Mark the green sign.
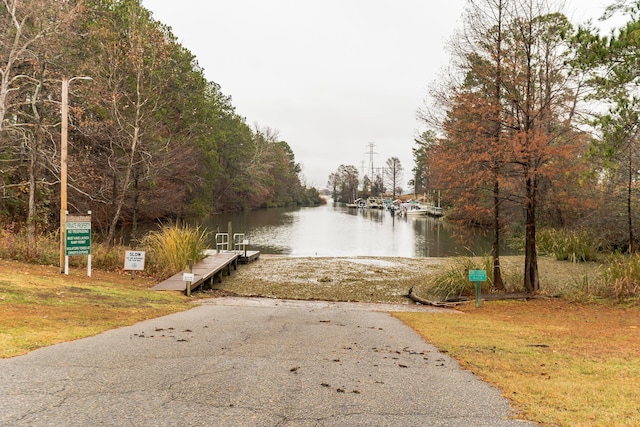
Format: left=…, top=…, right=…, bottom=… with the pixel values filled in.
left=66, top=221, right=91, bottom=256
left=468, top=269, right=487, bottom=282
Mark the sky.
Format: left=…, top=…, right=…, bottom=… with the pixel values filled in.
left=142, top=0, right=620, bottom=190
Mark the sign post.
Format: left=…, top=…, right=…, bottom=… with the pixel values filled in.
left=65, top=213, right=92, bottom=276
left=468, top=269, right=487, bottom=308
left=184, top=259, right=194, bottom=297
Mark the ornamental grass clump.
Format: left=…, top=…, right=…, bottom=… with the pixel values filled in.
left=597, top=253, right=640, bottom=301
left=142, top=222, right=210, bottom=279
left=536, top=228, right=601, bottom=262
left=426, top=256, right=493, bottom=300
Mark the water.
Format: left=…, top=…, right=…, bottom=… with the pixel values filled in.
left=189, top=202, right=501, bottom=258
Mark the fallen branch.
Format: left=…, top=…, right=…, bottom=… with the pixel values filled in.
left=406, top=287, right=468, bottom=308
left=407, top=287, right=553, bottom=307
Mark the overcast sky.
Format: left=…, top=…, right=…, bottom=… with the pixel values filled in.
left=143, top=0, right=619, bottom=190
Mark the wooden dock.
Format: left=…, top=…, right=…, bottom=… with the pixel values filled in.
left=152, top=252, right=241, bottom=293
left=238, top=250, right=260, bottom=264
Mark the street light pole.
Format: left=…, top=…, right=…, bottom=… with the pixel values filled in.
left=60, top=76, right=92, bottom=274
left=60, top=78, right=68, bottom=273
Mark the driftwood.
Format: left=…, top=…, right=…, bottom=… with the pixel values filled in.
left=407, top=287, right=551, bottom=307
left=406, top=287, right=467, bottom=307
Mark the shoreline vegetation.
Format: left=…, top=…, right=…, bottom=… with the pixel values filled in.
left=1, top=248, right=639, bottom=426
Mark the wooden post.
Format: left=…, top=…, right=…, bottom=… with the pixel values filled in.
left=186, top=258, right=193, bottom=297
left=227, top=221, right=232, bottom=252
left=60, top=78, right=68, bottom=273
left=87, top=210, right=92, bottom=277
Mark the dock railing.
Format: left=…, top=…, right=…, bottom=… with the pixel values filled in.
left=215, top=233, right=228, bottom=253
left=233, top=233, right=248, bottom=256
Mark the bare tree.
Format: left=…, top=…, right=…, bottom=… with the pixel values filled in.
left=0, top=0, right=76, bottom=130
left=84, top=0, right=175, bottom=246
left=384, top=157, right=403, bottom=200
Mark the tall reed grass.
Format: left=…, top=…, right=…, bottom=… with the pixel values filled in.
left=536, top=228, right=601, bottom=262
left=141, top=222, right=211, bottom=279
left=597, top=253, right=640, bottom=301
left=425, top=255, right=526, bottom=301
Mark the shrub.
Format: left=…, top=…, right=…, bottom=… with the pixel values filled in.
left=0, top=229, right=59, bottom=265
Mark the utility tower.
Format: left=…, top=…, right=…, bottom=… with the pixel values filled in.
left=365, top=142, right=377, bottom=180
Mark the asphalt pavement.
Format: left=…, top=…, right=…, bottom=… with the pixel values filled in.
left=0, top=297, right=535, bottom=426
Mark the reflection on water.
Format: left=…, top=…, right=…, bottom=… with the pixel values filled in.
left=189, top=202, right=504, bottom=258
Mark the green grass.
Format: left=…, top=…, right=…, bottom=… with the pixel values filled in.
left=0, top=259, right=191, bottom=358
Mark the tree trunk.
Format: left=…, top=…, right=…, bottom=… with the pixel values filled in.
left=490, top=0, right=505, bottom=291
left=106, top=132, right=137, bottom=247
left=27, top=134, right=38, bottom=251
left=27, top=74, right=46, bottom=252
left=492, top=176, right=505, bottom=290
left=628, top=148, right=634, bottom=253
left=524, top=175, right=539, bottom=293
left=131, top=171, right=140, bottom=246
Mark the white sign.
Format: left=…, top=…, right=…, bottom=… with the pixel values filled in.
left=183, top=272, right=195, bottom=282
left=124, top=250, right=146, bottom=271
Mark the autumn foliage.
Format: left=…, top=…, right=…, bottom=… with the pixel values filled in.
left=0, top=0, right=321, bottom=246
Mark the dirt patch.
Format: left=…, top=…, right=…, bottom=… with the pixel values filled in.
left=212, top=255, right=449, bottom=304
left=207, top=254, right=602, bottom=304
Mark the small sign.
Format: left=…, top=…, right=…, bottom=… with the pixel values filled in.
left=183, top=272, right=195, bottom=282
left=469, top=269, right=487, bottom=282
left=124, top=250, right=146, bottom=271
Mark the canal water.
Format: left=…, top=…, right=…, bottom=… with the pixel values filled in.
left=189, top=202, right=500, bottom=258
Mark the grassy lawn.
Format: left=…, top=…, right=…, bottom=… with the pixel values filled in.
left=0, top=259, right=191, bottom=358
left=393, top=300, right=640, bottom=426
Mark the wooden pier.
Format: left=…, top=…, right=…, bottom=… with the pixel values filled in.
left=152, top=251, right=253, bottom=293
left=238, top=250, right=260, bottom=264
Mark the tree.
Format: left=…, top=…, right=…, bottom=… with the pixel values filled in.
left=0, top=0, right=80, bottom=248
left=0, top=0, right=76, bottom=130
left=371, top=174, right=385, bottom=197
left=0, top=0, right=323, bottom=240
left=359, top=175, right=371, bottom=199
left=420, top=0, right=511, bottom=289
left=328, top=165, right=359, bottom=203
left=410, top=130, right=437, bottom=196
left=80, top=0, right=181, bottom=245
left=422, top=0, right=588, bottom=293
left=574, top=1, right=640, bottom=252
left=384, top=157, right=403, bottom=200
left=327, top=172, right=339, bottom=201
